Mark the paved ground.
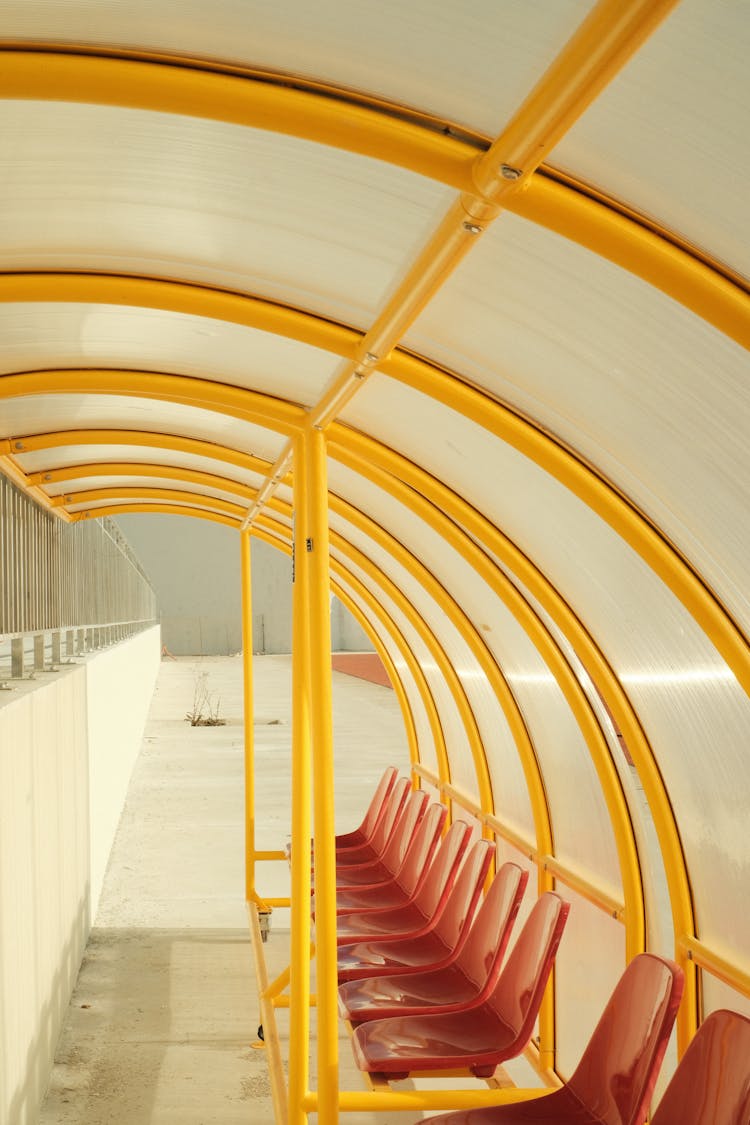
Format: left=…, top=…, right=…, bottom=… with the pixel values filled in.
left=39, top=654, right=411, bottom=1124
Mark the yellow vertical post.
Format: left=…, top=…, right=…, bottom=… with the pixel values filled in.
left=288, top=434, right=313, bottom=1125
left=241, top=529, right=255, bottom=902
left=304, top=424, right=339, bottom=1124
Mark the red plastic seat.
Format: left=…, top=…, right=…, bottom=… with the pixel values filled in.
left=651, top=1008, right=750, bottom=1125
left=331, top=801, right=447, bottom=914
left=330, top=787, right=429, bottom=889
left=322, top=775, right=409, bottom=870
left=331, top=766, right=398, bottom=851
left=419, top=951, right=684, bottom=1125
left=334, top=819, right=472, bottom=946
left=351, top=890, right=569, bottom=1078
left=338, top=859, right=527, bottom=1022
left=337, top=838, right=498, bottom=984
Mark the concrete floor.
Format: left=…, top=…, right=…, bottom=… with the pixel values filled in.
left=38, top=654, right=412, bottom=1124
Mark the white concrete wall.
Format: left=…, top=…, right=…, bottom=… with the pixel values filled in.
left=0, top=626, right=160, bottom=1125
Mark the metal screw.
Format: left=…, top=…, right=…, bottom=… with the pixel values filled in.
left=14, top=441, right=25, bottom=451
left=44, top=473, right=52, bottom=482
left=500, top=164, right=522, bottom=181
left=462, top=222, right=483, bottom=235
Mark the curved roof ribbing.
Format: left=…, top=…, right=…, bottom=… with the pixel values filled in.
left=0, top=0, right=748, bottom=1091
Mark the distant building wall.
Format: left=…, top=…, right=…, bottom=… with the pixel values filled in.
left=115, top=515, right=374, bottom=656
left=115, top=515, right=293, bottom=655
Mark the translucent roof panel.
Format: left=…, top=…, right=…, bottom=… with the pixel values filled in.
left=404, top=214, right=750, bottom=630
left=0, top=102, right=454, bottom=330
left=0, top=0, right=594, bottom=137
left=0, top=394, right=288, bottom=462
left=0, top=303, right=341, bottom=407
left=549, top=0, right=750, bottom=279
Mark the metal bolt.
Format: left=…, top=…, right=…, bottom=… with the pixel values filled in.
left=44, top=473, right=52, bottom=481
left=462, top=222, right=483, bottom=235
left=500, top=164, right=523, bottom=181
left=14, top=441, right=25, bottom=451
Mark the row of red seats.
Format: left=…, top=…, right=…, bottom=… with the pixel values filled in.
left=319, top=768, right=750, bottom=1124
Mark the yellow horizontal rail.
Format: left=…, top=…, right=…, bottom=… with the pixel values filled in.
left=680, top=935, right=750, bottom=999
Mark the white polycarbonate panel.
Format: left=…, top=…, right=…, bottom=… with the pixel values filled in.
left=702, top=974, right=750, bottom=1022
left=509, top=576, right=676, bottom=957
left=329, top=503, right=534, bottom=838
left=341, top=377, right=750, bottom=966
left=1, top=0, right=593, bottom=138
left=332, top=575, right=440, bottom=780
left=0, top=395, right=287, bottom=462
left=405, top=214, right=750, bottom=631
left=45, top=474, right=248, bottom=509
left=14, top=445, right=268, bottom=492
left=328, top=459, right=619, bottom=875
left=550, top=0, right=750, bottom=277
left=332, top=545, right=480, bottom=804
left=0, top=304, right=340, bottom=407
left=0, top=102, right=453, bottom=331
left=554, top=887, right=625, bottom=1081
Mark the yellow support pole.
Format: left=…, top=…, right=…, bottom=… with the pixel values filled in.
left=288, top=432, right=313, bottom=1125
left=240, top=530, right=256, bottom=903
left=301, top=424, right=339, bottom=1124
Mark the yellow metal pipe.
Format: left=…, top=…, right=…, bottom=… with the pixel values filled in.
left=301, top=425, right=339, bottom=1125
left=56, top=486, right=245, bottom=517
left=11, top=428, right=275, bottom=476
left=329, top=495, right=548, bottom=855
left=377, top=355, right=750, bottom=703
left=303, top=1088, right=553, bottom=1112
left=331, top=585, right=421, bottom=770
left=331, top=430, right=697, bottom=1047
left=241, top=531, right=255, bottom=903
left=70, top=503, right=240, bottom=528
left=252, top=517, right=448, bottom=787
left=329, top=440, right=644, bottom=957
left=288, top=431, right=313, bottom=1125
left=0, top=368, right=304, bottom=433
left=679, top=936, right=750, bottom=1000
left=328, top=526, right=494, bottom=826
left=468, top=0, right=679, bottom=205
left=0, top=49, right=477, bottom=193
left=248, top=903, right=288, bottom=1123
left=30, top=461, right=265, bottom=496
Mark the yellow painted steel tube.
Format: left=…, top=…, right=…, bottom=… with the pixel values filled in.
left=329, top=530, right=493, bottom=826
left=241, top=531, right=255, bottom=903
left=331, top=430, right=696, bottom=1047
left=288, top=432, right=313, bottom=1125
left=57, top=486, right=245, bottom=519
left=301, top=425, right=339, bottom=1125
left=331, top=585, right=420, bottom=769
left=679, top=936, right=750, bottom=1000
left=252, top=514, right=449, bottom=788
left=329, top=440, right=644, bottom=958
left=0, top=368, right=304, bottom=433
left=303, top=1088, right=553, bottom=1112
left=70, top=503, right=240, bottom=528
left=34, top=461, right=261, bottom=499
left=12, top=428, right=274, bottom=477
left=248, top=903, right=288, bottom=1123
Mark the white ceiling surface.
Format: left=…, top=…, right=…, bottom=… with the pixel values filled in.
left=0, top=304, right=341, bottom=406
left=404, top=213, right=750, bottom=629
left=0, top=101, right=454, bottom=332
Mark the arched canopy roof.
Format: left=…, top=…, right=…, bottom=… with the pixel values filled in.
left=1, top=0, right=749, bottom=1072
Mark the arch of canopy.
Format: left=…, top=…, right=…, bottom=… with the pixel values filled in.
left=0, top=355, right=701, bottom=1033
left=0, top=52, right=746, bottom=348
